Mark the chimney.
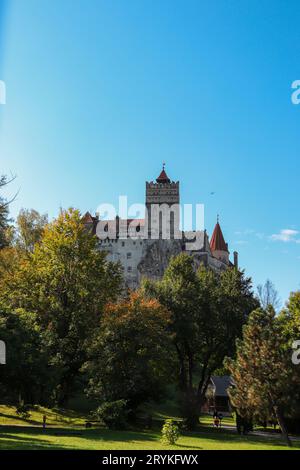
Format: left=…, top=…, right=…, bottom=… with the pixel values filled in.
left=234, top=251, right=238, bottom=268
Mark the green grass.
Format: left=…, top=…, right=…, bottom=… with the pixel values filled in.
left=0, top=404, right=87, bottom=427
left=199, top=414, right=235, bottom=427
left=0, top=405, right=299, bottom=450
left=0, top=425, right=299, bottom=450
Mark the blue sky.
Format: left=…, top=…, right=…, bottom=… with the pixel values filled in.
left=0, top=0, right=300, bottom=303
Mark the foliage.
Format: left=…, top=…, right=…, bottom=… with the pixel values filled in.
left=1, top=208, right=123, bottom=404
left=16, top=404, right=31, bottom=419
left=161, top=419, right=180, bottom=445
left=0, top=308, right=49, bottom=404
left=0, top=175, right=14, bottom=249
left=0, top=246, right=21, bottom=280
left=86, top=291, right=173, bottom=413
left=142, top=253, right=258, bottom=429
left=279, top=291, right=300, bottom=339
left=225, top=307, right=295, bottom=446
left=278, top=291, right=300, bottom=427
left=14, top=208, right=48, bottom=253
left=94, top=400, right=129, bottom=430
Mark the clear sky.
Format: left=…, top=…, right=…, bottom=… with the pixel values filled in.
left=0, top=0, right=300, bottom=304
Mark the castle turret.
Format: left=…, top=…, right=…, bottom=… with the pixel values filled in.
left=146, top=164, right=180, bottom=239
left=210, top=218, right=229, bottom=264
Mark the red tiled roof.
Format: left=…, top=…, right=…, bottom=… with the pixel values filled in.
left=210, top=222, right=228, bottom=252
left=82, top=211, right=94, bottom=224
left=156, top=168, right=170, bottom=183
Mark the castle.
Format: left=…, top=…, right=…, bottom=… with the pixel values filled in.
left=83, top=166, right=238, bottom=289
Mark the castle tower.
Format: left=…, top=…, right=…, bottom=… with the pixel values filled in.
left=145, top=165, right=180, bottom=239
left=210, top=218, right=229, bottom=264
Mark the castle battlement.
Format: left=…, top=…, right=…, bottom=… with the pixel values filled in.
left=84, top=165, right=237, bottom=290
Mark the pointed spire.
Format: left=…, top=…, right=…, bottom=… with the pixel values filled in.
left=210, top=217, right=228, bottom=252
left=156, top=163, right=170, bottom=183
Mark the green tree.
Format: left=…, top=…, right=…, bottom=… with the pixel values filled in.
left=86, top=291, right=173, bottom=415
left=15, top=208, right=48, bottom=253
left=0, top=175, right=14, bottom=249
left=0, top=308, right=49, bottom=404
left=143, top=253, right=257, bottom=428
left=280, top=291, right=300, bottom=339
left=2, top=208, right=123, bottom=404
left=225, top=308, right=294, bottom=446
left=278, top=291, right=300, bottom=427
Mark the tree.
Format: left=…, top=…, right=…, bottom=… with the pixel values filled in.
left=0, top=208, right=47, bottom=282
left=86, top=291, right=173, bottom=415
left=0, top=246, right=20, bottom=280
left=0, top=307, right=49, bottom=404
left=225, top=308, right=294, bottom=447
left=280, top=291, right=300, bottom=337
left=15, top=208, right=48, bottom=253
left=278, top=291, right=300, bottom=428
left=257, top=279, right=281, bottom=312
left=2, top=208, right=123, bottom=404
left=142, top=253, right=257, bottom=428
left=0, top=175, right=15, bottom=249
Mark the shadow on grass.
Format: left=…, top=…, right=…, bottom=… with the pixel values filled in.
left=0, top=425, right=203, bottom=450
left=0, top=432, right=61, bottom=450
left=195, top=426, right=293, bottom=449
left=0, top=424, right=296, bottom=450
left=0, top=407, right=86, bottom=427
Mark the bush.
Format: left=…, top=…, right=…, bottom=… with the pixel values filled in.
left=94, top=400, right=128, bottom=429
left=161, top=419, right=180, bottom=445
left=16, top=404, right=31, bottom=419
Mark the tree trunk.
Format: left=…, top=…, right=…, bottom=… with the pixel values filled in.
left=274, top=406, right=292, bottom=447
left=183, top=390, right=200, bottom=430
left=175, top=343, right=187, bottom=391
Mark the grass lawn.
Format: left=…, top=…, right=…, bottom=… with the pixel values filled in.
left=0, top=405, right=299, bottom=450
left=0, top=404, right=86, bottom=427
left=0, top=425, right=299, bottom=450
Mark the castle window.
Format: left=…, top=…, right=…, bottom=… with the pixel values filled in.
left=127, top=266, right=132, bottom=272
left=127, top=252, right=132, bottom=259
left=122, top=241, right=125, bottom=247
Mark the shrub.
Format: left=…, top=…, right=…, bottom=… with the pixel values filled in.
left=161, top=419, right=180, bottom=445
left=94, top=400, right=128, bottom=429
left=16, top=404, right=31, bottom=419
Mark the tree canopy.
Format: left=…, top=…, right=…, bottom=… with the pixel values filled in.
left=142, top=253, right=258, bottom=428
left=1, top=208, right=123, bottom=404
left=225, top=307, right=298, bottom=446
left=86, top=291, right=173, bottom=414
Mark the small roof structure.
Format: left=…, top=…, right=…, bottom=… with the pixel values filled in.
left=210, top=376, right=233, bottom=397
left=156, top=164, right=171, bottom=183
left=210, top=221, right=228, bottom=252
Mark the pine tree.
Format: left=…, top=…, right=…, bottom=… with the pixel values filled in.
left=225, top=307, right=293, bottom=446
